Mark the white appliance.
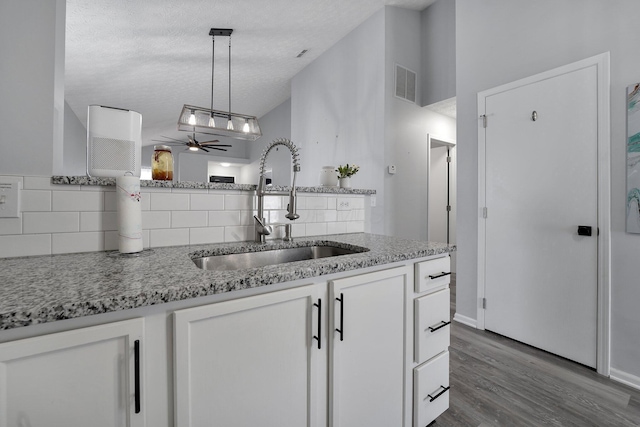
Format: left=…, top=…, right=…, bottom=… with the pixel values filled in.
left=87, top=105, right=142, bottom=177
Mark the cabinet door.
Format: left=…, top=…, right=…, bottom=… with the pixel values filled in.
left=0, top=318, right=145, bottom=427
left=329, top=266, right=409, bottom=427
left=174, top=285, right=324, bottom=427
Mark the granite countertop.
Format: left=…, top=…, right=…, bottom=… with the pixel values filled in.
left=51, top=176, right=377, bottom=195
left=0, top=233, right=454, bottom=331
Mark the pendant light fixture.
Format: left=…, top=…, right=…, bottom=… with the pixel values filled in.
left=177, top=28, right=262, bottom=141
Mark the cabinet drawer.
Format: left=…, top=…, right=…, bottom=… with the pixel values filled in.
left=415, top=288, right=450, bottom=363
left=415, top=256, right=451, bottom=294
left=414, top=351, right=449, bottom=427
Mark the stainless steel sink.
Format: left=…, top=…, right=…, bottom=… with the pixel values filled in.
left=192, top=244, right=367, bottom=271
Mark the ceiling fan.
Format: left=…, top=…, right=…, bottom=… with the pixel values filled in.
left=152, top=133, right=232, bottom=153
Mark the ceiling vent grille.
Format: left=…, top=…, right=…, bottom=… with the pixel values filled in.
left=395, top=64, right=416, bottom=103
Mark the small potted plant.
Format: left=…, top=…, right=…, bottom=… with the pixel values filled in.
left=336, top=164, right=359, bottom=189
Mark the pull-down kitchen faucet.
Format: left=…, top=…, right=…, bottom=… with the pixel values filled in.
left=254, top=138, right=301, bottom=243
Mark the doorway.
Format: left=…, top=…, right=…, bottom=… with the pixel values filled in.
left=428, top=134, right=456, bottom=271
left=476, top=54, right=611, bottom=374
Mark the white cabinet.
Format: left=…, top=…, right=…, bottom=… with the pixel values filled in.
left=174, top=285, right=324, bottom=427
left=0, top=318, right=145, bottom=427
left=174, top=265, right=411, bottom=427
left=329, top=266, right=410, bottom=427
left=411, top=255, right=451, bottom=427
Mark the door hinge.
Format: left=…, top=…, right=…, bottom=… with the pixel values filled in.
left=482, top=207, right=488, bottom=218
left=482, top=298, right=487, bottom=309
left=446, top=156, right=452, bottom=163
left=446, top=205, right=452, bottom=212
left=480, top=114, right=487, bottom=128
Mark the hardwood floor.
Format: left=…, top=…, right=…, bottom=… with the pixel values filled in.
left=431, top=276, right=640, bottom=426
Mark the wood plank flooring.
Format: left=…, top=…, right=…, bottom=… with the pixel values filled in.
left=431, top=276, right=640, bottom=427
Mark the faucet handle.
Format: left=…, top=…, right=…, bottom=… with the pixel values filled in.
left=254, top=215, right=273, bottom=235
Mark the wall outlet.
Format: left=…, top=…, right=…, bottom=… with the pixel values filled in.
left=370, top=196, right=377, bottom=207
left=388, top=165, right=396, bottom=174
left=0, top=180, right=21, bottom=218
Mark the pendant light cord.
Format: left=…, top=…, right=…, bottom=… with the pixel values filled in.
left=211, top=36, right=216, bottom=113
left=228, top=34, right=232, bottom=119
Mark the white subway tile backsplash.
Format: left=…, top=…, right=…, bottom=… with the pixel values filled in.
left=190, top=194, right=224, bottom=211
left=104, top=192, right=117, bottom=211
left=24, top=176, right=78, bottom=191
left=225, top=194, right=254, bottom=210
left=0, top=176, right=371, bottom=257
left=189, top=227, right=224, bottom=245
left=53, top=191, right=104, bottom=212
left=347, top=222, right=365, bottom=233
left=327, top=221, right=348, bottom=235
left=0, top=234, right=51, bottom=257
left=23, top=212, right=79, bottom=234
left=327, top=197, right=337, bottom=210
left=305, top=222, right=327, bottom=236
left=150, top=193, right=189, bottom=211
left=208, top=210, right=241, bottom=226
left=224, top=226, right=253, bottom=242
left=149, top=228, right=189, bottom=248
left=104, top=231, right=119, bottom=251
left=172, top=211, right=207, bottom=228
left=142, top=211, right=171, bottom=229
left=0, top=217, right=22, bottom=235
left=306, top=196, right=327, bottom=210
left=80, top=211, right=118, bottom=232
left=52, top=232, right=104, bottom=254
left=21, top=190, right=51, bottom=212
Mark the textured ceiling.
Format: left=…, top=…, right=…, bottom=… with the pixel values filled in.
left=66, top=0, right=437, bottom=146
left=425, top=96, right=457, bottom=119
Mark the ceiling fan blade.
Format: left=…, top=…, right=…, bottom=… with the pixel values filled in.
left=199, top=140, right=220, bottom=144
left=209, top=147, right=228, bottom=152
left=159, top=135, right=187, bottom=143
left=200, top=147, right=210, bottom=153
left=201, top=143, right=233, bottom=147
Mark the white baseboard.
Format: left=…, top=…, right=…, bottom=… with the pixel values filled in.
left=453, top=313, right=477, bottom=328
left=610, top=368, right=640, bottom=391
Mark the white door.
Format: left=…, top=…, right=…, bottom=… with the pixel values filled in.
left=329, top=267, right=408, bottom=427
left=0, top=318, right=145, bottom=427
left=174, top=285, right=324, bottom=427
left=482, top=64, right=599, bottom=367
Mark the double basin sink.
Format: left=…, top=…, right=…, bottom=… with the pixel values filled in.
left=192, top=242, right=369, bottom=271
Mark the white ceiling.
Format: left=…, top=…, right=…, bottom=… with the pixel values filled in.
left=65, top=0, right=437, bottom=146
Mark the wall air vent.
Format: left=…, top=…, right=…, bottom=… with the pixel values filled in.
left=395, top=64, right=417, bottom=103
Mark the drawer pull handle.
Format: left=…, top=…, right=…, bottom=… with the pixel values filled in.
left=335, top=293, right=344, bottom=341
left=426, top=385, right=450, bottom=402
left=428, top=320, right=451, bottom=333
left=134, top=339, right=141, bottom=414
left=428, top=271, right=451, bottom=280
left=313, top=299, right=322, bottom=350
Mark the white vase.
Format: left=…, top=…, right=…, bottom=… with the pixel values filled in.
left=339, top=177, right=351, bottom=189
left=319, top=166, right=338, bottom=187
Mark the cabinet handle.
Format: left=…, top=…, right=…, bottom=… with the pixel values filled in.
left=426, top=385, right=450, bottom=402
left=428, top=271, right=451, bottom=280
left=134, top=339, right=141, bottom=414
left=428, top=320, right=451, bottom=333
left=313, top=299, right=322, bottom=350
left=335, top=293, right=344, bottom=341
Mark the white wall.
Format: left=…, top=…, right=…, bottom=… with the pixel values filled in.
left=240, top=98, right=292, bottom=186
left=63, top=101, right=87, bottom=175
left=420, top=0, right=456, bottom=106
left=456, top=0, right=640, bottom=381
left=291, top=8, right=386, bottom=232
left=385, top=7, right=457, bottom=241
left=0, top=0, right=65, bottom=176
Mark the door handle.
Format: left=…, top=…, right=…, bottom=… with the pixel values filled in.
left=577, top=225, right=592, bottom=236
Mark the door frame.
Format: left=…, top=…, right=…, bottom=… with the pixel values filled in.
left=476, top=53, right=611, bottom=375
left=426, top=134, right=456, bottom=243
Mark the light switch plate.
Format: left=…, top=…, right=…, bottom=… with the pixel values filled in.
left=0, top=180, right=21, bottom=218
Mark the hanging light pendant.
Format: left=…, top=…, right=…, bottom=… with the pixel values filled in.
left=177, top=28, right=261, bottom=141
